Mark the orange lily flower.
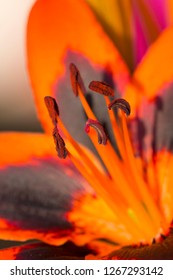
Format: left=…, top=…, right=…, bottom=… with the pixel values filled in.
left=1, top=0, right=173, bottom=259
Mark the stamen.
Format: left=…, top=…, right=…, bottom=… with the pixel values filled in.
left=69, top=63, right=95, bottom=119
left=85, top=119, right=107, bottom=145
left=44, top=96, right=68, bottom=159
left=89, top=82, right=127, bottom=161
left=44, top=64, right=172, bottom=244
left=58, top=119, right=142, bottom=239
left=69, top=68, right=156, bottom=236
left=119, top=110, right=163, bottom=229
left=108, top=98, right=131, bottom=116
left=48, top=103, right=145, bottom=239
left=89, top=81, right=114, bottom=96
left=52, top=126, right=68, bottom=159
left=44, top=96, right=59, bottom=125
left=69, top=63, right=85, bottom=96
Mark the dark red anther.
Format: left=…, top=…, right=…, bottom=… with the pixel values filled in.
left=44, top=96, right=67, bottom=159
left=85, top=119, right=107, bottom=145
left=69, top=63, right=85, bottom=96
left=44, top=96, right=59, bottom=125
left=108, top=98, right=131, bottom=116
left=89, top=81, right=114, bottom=96
left=53, top=127, right=68, bottom=159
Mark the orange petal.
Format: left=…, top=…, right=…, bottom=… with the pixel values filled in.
left=27, top=0, right=129, bottom=134
left=0, top=132, right=124, bottom=247
left=168, top=0, right=173, bottom=23
left=155, top=150, right=173, bottom=223
left=124, top=25, right=173, bottom=115
left=0, top=132, right=57, bottom=166
left=0, top=133, right=89, bottom=245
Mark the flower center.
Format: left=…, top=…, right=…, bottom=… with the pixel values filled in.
left=44, top=63, right=170, bottom=244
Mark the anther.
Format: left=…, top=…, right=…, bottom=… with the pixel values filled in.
left=53, top=127, right=68, bottom=159
left=44, top=96, right=68, bottom=159
left=44, top=96, right=59, bottom=125
left=85, top=119, right=107, bottom=145
left=69, top=63, right=85, bottom=96
left=89, top=81, right=114, bottom=96
left=108, top=98, right=131, bottom=116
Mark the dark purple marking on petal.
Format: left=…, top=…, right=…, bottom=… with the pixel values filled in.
left=0, top=158, right=88, bottom=232
left=16, top=241, right=94, bottom=260
left=1, top=241, right=94, bottom=260
left=85, top=119, right=107, bottom=145
left=89, top=81, right=114, bottom=96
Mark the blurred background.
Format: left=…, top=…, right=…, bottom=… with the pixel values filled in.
left=0, top=0, right=41, bottom=132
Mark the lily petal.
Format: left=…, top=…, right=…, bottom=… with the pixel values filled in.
left=0, top=241, right=93, bottom=260
left=27, top=0, right=129, bottom=148
left=0, top=133, right=89, bottom=245
left=155, top=151, right=173, bottom=223
left=168, top=0, right=173, bottom=23
left=0, top=132, right=126, bottom=247
left=103, top=228, right=173, bottom=259
left=131, top=0, right=164, bottom=66
left=148, top=0, right=169, bottom=29
left=124, top=24, right=173, bottom=114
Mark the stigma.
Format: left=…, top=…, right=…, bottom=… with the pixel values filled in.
left=44, top=63, right=171, bottom=245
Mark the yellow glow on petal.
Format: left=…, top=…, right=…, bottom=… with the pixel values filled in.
left=86, top=0, right=134, bottom=70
